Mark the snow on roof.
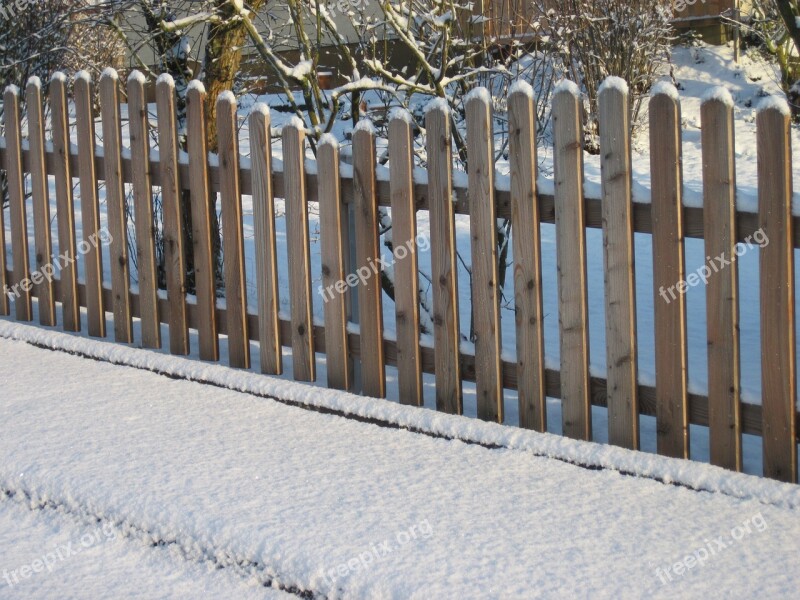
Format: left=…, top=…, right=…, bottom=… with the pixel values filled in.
left=318, top=133, right=339, bottom=149
left=354, top=118, right=375, bottom=135
left=465, top=86, right=492, bottom=106
left=424, top=96, right=450, bottom=115
left=217, top=90, right=236, bottom=106
left=554, top=79, right=580, bottom=98
left=598, top=76, right=629, bottom=96
left=100, top=67, right=119, bottom=81
left=650, top=80, right=679, bottom=102
left=757, top=94, right=791, bottom=117
left=187, top=79, right=206, bottom=95
left=509, top=80, right=534, bottom=99
left=127, top=70, right=147, bottom=86
left=702, top=86, right=734, bottom=108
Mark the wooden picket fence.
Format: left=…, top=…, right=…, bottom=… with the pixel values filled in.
left=0, top=70, right=797, bottom=483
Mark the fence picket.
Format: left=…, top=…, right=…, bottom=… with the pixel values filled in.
left=426, top=102, right=462, bottom=415
left=50, top=73, right=80, bottom=331
left=283, top=119, right=315, bottom=381
left=217, top=92, right=250, bottom=369
left=701, top=91, right=741, bottom=472
left=552, top=82, right=591, bottom=440
left=757, top=100, right=797, bottom=483
left=74, top=72, right=105, bottom=337
left=249, top=105, right=282, bottom=375
left=127, top=71, right=161, bottom=348
left=649, top=84, right=689, bottom=459
left=155, top=75, right=189, bottom=355
left=466, top=89, right=503, bottom=423
left=599, top=78, right=639, bottom=449
left=353, top=122, right=386, bottom=398
left=26, top=78, right=56, bottom=326
left=187, top=81, right=219, bottom=361
left=318, top=136, right=352, bottom=390
left=508, top=83, right=546, bottom=431
left=388, top=113, right=423, bottom=406
left=99, top=69, right=133, bottom=343
left=4, top=85, right=32, bottom=322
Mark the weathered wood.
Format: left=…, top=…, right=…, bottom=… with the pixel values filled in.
left=353, top=122, right=386, bottom=398
left=599, top=79, right=639, bottom=449
left=26, top=77, right=55, bottom=326
left=552, top=83, right=591, bottom=440
left=155, top=75, right=189, bottom=355
left=186, top=81, right=219, bottom=361
left=3, top=85, right=32, bottom=321
left=701, top=93, right=741, bottom=471
left=425, top=103, right=462, bottom=415
left=216, top=91, right=250, bottom=369
left=99, top=69, right=133, bottom=343
left=249, top=105, right=282, bottom=375
left=74, top=73, right=105, bottom=337
left=127, top=71, right=161, bottom=348
left=283, top=119, right=315, bottom=381
left=318, top=136, right=351, bottom=391
left=649, top=86, right=690, bottom=459
left=388, top=113, right=423, bottom=406
left=757, top=102, right=797, bottom=483
left=466, top=90, right=503, bottom=423
left=508, top=83, right=546, bottom=431
left=50, top=73, right=79, bottom=331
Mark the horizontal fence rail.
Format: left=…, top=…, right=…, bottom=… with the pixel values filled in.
left=0, top=70, right=798, bottom=483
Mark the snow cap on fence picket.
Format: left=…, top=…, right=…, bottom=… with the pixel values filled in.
left=388, top=106, right=413, bottom=125
left=74, top=70, right=92, bottom=86
left=128, top=70, right=147, bottom=86
left=465, top=86, right=492, bottom=106
left=508, top=80, right=534, bottom=99
left=318, top=133, right=339, bottom=149
left=187, top=79, right=206, bottom=95
left=425, top=96, right=450, bottom=115
left=4, top=84, right=20, bottom=97
left=100, top=67, right=119, bottom=81
left=217, top=90, right=236, bottom=106
left=156, top=73, right=174, bottom=88
left=51, top=72, right=68, bottom=85
left=251, top=102, right=270, bottom=118
left=26, top=76, right=42, bottom=91
left=598, top=76, right=628, bottom=96
left=355, top=118, right=375, bottom=135
left=757, top=94, right=791, bottom=117
left=554, top=79, right=580, bottom=98
left=286, top=115, right=306, bottom=131
left=650, top=80, right=679, bottom=102
left=701, top=86, right=734, bottom=108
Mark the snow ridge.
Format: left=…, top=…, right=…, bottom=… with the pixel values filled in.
left=509, top=80, right=534, bottom=99
left=702, top=86, right=734, bottom=108
left=598, top=76, right=629, bottom=96
left=650, top=80, right=679, bottom=101
left=465, top=86, right=492, bottom=106
left=127, top=70, right=147, bottom=85
left=757, top=94, right=791, bottom=117
left=554, top=79, right=580, bottom=98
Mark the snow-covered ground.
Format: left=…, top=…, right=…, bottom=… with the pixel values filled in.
left=0, top=320, right=799, bottom=599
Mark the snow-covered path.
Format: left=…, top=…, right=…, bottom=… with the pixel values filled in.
left=0, top=323, right=799, bottom=599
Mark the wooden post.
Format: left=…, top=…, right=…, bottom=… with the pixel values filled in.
left=318, top=135, right=352, bottom=391
left=649, top=83, right=689, bottom=459
left=74, top=72, right=105, bottom=337
left=353, top=121, right=386, bottom=398
left=249, top=104, right=282, bottom=375
left=217, top=91, right=250, bottom=369
left=283, top=118, right=315, bottom=381
left=50, top=73, right=80, bottom=332
left=757, top=98, right=797, bottom=483
left=425, top=101, right=462, bottom=415
left=466, top=89, right=503, bottom=423
left=127, top=71, right=161, bottom=348
left=388, top=111, right=423, bottom=406
left=99, top=69, right=133, bottom=343
left=552, top=81, right=591, bottom=440
left=701, top=89, right=741, bottom=471
left=3, top=85, right=32, bottom=321
left=599, top=77, right=639, bottom=449
left=186, top=81, right=219, bottom=361
left=508, top=82, right=546, bottom=431
left=155, top=74, right=189, bottom=355
left=26, top=77, right=56, bottom=326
